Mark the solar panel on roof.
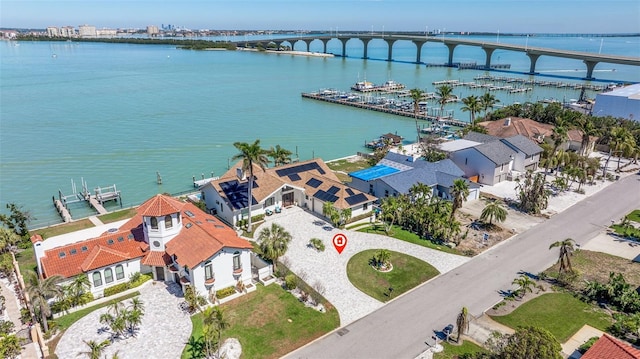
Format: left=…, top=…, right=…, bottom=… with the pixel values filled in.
left=313, top=190, right=338, bottom=203
left=345, top=193, right=368, bottom=205
left=288, top=174, right=301, bottom=181
left=327, top=186, right=340, bottom=195
left=276, top=162, right=323, bottom=177
left=346, top=188, right=355, bottom=196
left=306, top=178, right=323, bottom=188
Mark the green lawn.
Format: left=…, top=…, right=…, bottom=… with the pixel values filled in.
left=182, top=283, right=339, bottom=359
left=434, top=340, right=489, bottom=359
left=325, top=158, right=371, bottom=173
left=97, top=208, right=137, bottom=224
left=346, top=249, right=440, bottom=302
left=490, top=292, right=613, bottom=342
left=358, top=224, right=459, bottom=254
left=30, top=219, right=94, bottom=239
left=626, top=209, right=640, bottom=223
left=15, top=246, right=37, bottom=277
left=54, top=291, right=141, bottom=330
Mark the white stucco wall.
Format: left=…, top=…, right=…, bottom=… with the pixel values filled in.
left=450, top=149, right=500, bottom=185
left=189, top=248, right=252, bottom=298
left=87, top=258, right=142, bottom=297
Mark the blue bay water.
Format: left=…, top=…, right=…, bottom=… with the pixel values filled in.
left=1, top=35, right=639, bottom=227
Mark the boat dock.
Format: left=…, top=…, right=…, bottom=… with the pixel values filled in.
left=301, top=90, right=468, bottom=127
left=53, top=179, right=122, bottom=221
left=472, top=75, right=609, bottom=91
left=193, top=174, right=220, bottom=188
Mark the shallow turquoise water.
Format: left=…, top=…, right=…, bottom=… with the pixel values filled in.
left=1, top=35, right=638, bottom=227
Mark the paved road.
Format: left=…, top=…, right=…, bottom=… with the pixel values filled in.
left=285, top=174, right=640, bottom=359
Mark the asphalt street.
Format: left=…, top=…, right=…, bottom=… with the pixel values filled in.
left=285, top=174, right=640, bottom=359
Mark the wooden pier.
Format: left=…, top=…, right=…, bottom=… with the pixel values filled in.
left=53, top=179, right=121, bottom=221
left=301, top=91, right=469, bottom=128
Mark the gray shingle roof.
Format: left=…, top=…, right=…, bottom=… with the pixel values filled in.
left=474, top=141, right=517, bottom=165
left=501, top=135, right=543, bottom=156
left=435, top=172, right=481, bottom=189
left=377, top=158, right=466, bottom=194
left=463, top=132, right=500, bottom=144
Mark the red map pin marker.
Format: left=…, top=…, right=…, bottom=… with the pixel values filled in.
left=332, top=233, right=348, bottom=254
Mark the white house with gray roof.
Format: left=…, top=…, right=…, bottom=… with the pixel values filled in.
left=348, top=152, right=479, bottom=202
left=439, top=132, right=542, bottom=185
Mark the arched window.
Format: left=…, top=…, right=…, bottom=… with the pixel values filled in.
left=115, top=265, right=124, bottom=280
left=104, top=268, right=114, bottom=284
left=165, top=215, right=173, bottom=229
left=92, top=272, right=102, bottom=287
left=150, top=217, right=158, bottom=230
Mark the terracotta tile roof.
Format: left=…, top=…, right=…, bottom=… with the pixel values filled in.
left=582, top=334, right=640, bottom=359
left=210, top=158, right=374, bottom=211
left=40, top=223, right=148, bottom=279
left=165, top=202, right=253, bottom=269
left=30, top=234, right=43, bottom=244
left=137, top=194, right=185, bottom=217
left=479, top=117, right=553, bottom=142
left=141, top=251, right=172, bottom=267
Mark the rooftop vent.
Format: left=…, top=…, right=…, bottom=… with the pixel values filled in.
left=59, top=251, right=66, bottom=258
left=504, top=117, right=512, bottom=126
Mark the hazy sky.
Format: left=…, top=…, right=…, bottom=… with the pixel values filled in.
left=2, top=0, right=640, bottom=33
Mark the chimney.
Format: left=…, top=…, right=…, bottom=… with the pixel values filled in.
left=504, top=117, right=511, bottom=127
left=236, top=167, right=246, bottom=181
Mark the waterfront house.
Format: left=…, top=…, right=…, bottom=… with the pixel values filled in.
left=200, top=158, right=376, bottom=226
left=32, top=194, right=267, bottom=301
left=348, top=152, right=479, bottom=202
left=478, top=117, right=596, bottom=155
left=439, top=132, right=542, bottom=185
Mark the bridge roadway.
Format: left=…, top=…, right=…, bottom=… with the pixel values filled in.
left=237, top=34, right=640, bottom=80
left=284, top=173, right=640, bottom=358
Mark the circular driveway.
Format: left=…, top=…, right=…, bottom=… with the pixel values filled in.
left=56, top=281, right=191, bottom=359
left=255, top=207, right=470, bottom=325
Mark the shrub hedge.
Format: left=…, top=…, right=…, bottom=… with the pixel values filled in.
left=216, top=286, right=237, bottom=299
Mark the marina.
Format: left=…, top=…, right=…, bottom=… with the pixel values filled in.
left=301, top=89, right=469, bottom=126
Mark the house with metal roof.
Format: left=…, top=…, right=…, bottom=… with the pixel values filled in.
left=200, top=158, right=376, bottom=226
left=439, top=132, right=542, bottom=185
left=348, top=152, right=479, bottom=202
left=32, top=194, right=266, bottom=302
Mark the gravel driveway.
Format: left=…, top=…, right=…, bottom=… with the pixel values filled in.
left=255, top=207, right=470, bottom=325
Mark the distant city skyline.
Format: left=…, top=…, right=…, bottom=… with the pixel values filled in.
left=2, top=0, right=640, bottom=34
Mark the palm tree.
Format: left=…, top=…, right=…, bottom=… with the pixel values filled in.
left=373, top=249, right=391, bottom=269
left=379, top=196, right=402, bottom=235
left=82, top=339, right=110, bottom=359
left=183, top=286, right=207, bottom=314
left=461, top=95, right=482, bottom=124
left=268, top=144, right=293, bottom=167
left=545, top=120, right=568, bottom=178
left=573, top=115, right=599, bottom=156
left=232, top=139, right=270, bottom=231
left=409, top=88, right=425, bottom=140
left=512, top=275, right=536, bottom=298
left=67, top=274, right=91, bottom=307
left=549, top=238, right=576, bottom=274
left=203, top=306, right=229, bottom=358
left=435, top=85, right=454, bottom=119
left=339, top=207, right=352, bottom=227
left=450, top=179, right=470, bottom=220
left=456, top=307, right=470, bottom=343
left=25, top=271, right=63, bottom=333
left=608, top=126, right=636, bottom=172
left=480, top=201, right=507, bottom=225
left=0, top=227, right=20, bottom=253
left=480, top=92, right=500, bottom=116
left=257, top=223, right=292, bottom=272
left=322, top=201, right=340, bottom=227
